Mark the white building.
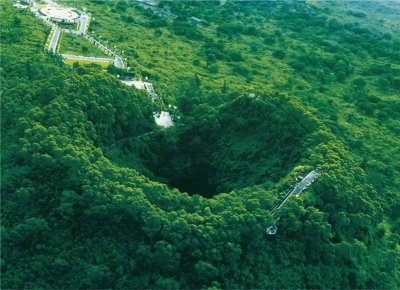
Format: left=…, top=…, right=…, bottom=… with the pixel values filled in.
left=121, top=80, right=158, bottom=101
left=190, top=16, right=202, bottom=24
left=39, top=6, right=80, bottom=24
left=137, top=0, right=158, bottom=7
left=154, top=111, right=173, bottom=128
left=14, top=1, right=30, bottom=8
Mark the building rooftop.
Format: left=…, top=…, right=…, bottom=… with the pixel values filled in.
left=190, top=16, right=202, bottom=23
left=121, top=79, right=158, bottom=101
left=137, top=0, right=158, bottom=7
left=154, top=111, right=173, bottom=128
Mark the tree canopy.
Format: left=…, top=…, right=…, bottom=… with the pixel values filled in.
left=1, top=1, right=399, bottom=288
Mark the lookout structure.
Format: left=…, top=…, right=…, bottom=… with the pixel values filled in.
left=266, top=170, right=320, bottom=235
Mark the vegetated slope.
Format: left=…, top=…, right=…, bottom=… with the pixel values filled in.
left=58, top=32, right=110, bottom=58
left=1, top=2, right=400, bottom=289
left=130, top=94, right=323, bottom=197
left=66, top=0, right=400, bottom=231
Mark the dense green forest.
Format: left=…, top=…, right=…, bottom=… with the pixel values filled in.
left=1, top=0, right=399, bottom=288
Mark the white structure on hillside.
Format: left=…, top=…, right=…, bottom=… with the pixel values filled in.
left=137, top=0, right=158, bottom=7
left=190, top=16, right=202, bottom=24
left=266, top=170, right=320, bottom=235
left=121, top=79, right=173, bottom=128
left=121, top=79, right=158, bottom=101
left=39, top=6, right=80, bottom=23
left=14, top=1, right=29, bottom=9
left=154, top=111, right=173, bottom=128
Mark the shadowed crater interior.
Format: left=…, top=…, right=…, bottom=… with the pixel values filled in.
left=116, top=94, right=320, bottom=197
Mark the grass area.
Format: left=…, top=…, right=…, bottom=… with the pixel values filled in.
left=64, top=58, right=111, bottom=68
left=58, top=32, right=109, bottom=57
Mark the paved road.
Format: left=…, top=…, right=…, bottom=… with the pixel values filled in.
left=28, top=0, right=125, bottom=69
left=84, top=34, right=114, bottom=55
left=114, top=56, right=125, bottom=69
left=61, top=54, right=114, bottom=63
left=48, top=28, right=61, bottom=53
left=79, top=13, right=89, bottom=34
left=84, top=33, right=125, bottom=69
left=43, top=0, right=58, bottom=6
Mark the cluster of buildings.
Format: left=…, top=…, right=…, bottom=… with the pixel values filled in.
left=14, top=0, right=173, bottom=128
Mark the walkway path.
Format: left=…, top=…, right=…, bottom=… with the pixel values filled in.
left=78, top=12, right=90, bottom=34
left=61, top=54, right=114, bottom=63
left=24, top=0, right=125, bottom=69
left=266, top=170, right=319, bottom=235
left=83, top=33, right=125, bottom=69
left=114, top=56, right=125, bottom=69
left=48, top=28, right=61, bottom=53
left=270, top=170, right=319, bottom=214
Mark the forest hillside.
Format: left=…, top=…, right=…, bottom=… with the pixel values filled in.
left=1, top=0, right=399, bottom=288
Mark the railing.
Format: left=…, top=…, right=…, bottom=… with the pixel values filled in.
left=266, top=170, right=320, bottom=235
left=83, top=33, right=125, bottom=68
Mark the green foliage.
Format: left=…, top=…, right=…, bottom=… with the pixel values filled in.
left=272, top=49, right=286, bottom=59
left=1, top=1, right=400, bottom=289
left=138, top=94, right=326, bottom=197
left=58, top=33, right=109, bottom=58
